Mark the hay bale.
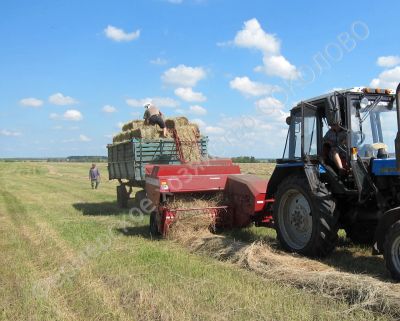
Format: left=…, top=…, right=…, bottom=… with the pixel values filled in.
left=130, top=126, right=163, bottom=139
left=174, top=124, right=202, bottom=162
left=113, top=133, right=125, bottom=143
left=112, top=117, right=205, bottom=163
left=165, top=117, right=189, bottom=129
left=122, top=120, right=143, bottom=132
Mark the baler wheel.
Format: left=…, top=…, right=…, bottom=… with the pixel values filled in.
left=134, top=190, right=148, bottom=210
left=384, top=220, right=400, bottom=280
left=116, top=185, right=129, bottom=208
left=274, top=175, right=339, bottom=257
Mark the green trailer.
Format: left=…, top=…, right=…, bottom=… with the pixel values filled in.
left=107, top=137, right=208, bottom=207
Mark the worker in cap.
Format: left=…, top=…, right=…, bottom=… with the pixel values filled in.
left=143, top=103, right=167, bottom=137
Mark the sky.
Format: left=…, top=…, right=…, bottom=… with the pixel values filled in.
left=1, top=0, right=400, bottom=158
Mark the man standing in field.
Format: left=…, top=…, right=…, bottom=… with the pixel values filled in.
left=143, top=103, right=167, bottom=137
left=89, top=163, right=100, bottom=189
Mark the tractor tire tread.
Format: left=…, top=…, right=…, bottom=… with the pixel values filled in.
left=274, top=174, right=339, bottom=257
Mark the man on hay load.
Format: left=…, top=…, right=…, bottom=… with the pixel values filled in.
left=143, top=103, right=167, bottom=137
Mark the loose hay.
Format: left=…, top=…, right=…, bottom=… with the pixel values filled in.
left=170, top=223, right=400, bottom=318
left=166, top=193, right=224, bottom=238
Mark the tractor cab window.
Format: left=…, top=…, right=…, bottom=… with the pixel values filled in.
left=351, top=96, right=397, bottom=157
left=283, top=105, right=318, bottom=160
left=283, top=112, right=302, bottom=160
left=303, top=108, right=318, bottom=158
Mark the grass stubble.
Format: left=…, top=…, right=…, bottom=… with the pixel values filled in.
left=0, top=161, right=396, bottom=321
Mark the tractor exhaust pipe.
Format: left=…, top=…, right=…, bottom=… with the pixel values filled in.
left=395, top=83, right=400, bottom=170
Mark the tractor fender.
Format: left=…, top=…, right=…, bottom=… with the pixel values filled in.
left=267, top=163, right=304, bottom=196
left=374, top=207, right=400, bottom=253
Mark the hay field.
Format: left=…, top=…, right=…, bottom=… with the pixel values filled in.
left=0, top=161, right=395, bottom=321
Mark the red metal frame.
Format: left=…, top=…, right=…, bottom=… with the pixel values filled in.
left=145, top=160, right=275, bottom=236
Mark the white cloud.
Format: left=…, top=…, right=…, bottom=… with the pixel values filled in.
left=20, top=97, right=43, bottom=107
left=174, top=87, right=207, bottom=102
left=79, top=134, right=91, bottom=142
left=126, top=97, right=179, bottom=108
left=104, top=25, right=140, bottom=42
left=150, top=57, right=168, bottom=65
left=255, top=97, right=284, bottom=112
left=229, top=18, right=299, bottom=80
left=102, top=105, right=117, bottom=113
left=63, top=110, right=83, bottom=121
left=230, top=76, right=279, bottom=96
left=167, top=0, right=183, bottom=3
left=205, top=126, right=225, bottom=135
left=191, top=118, right=206, bottom=127
left=174, top=108, right=185, bottom=114
left=377, top=56, right=400, bottom=68
left=51, top=110, right=83, bottom=121
left=370, top=66, right=400, bottom=90
left=49, top=93, right=78, bottom=105
left=234, top=18, right=280, bottom=55
left=189, top=105, right=207, bottom=115
left=0, top=129, right=21, bottom=137
left=259, top=55, right=300, bottom=80
left=162, top=64, right=206, bottom=87
left=255, top=97, right=288, bottom=122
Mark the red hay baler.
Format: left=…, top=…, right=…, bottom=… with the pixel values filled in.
left=145, top=159, right=274, bottom=236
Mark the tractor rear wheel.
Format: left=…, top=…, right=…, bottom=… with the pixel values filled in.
left=150, top=211, right=161, bottom=237
left=384, top=220, right=400, bottom=280
left=274, top=175, right=339, bottom=257
left=116, top=185, right=129, bottom=208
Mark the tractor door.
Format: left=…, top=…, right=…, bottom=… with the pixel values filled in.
left=301, top=102, right=320, bottom=160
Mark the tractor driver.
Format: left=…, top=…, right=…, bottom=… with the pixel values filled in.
left=143, top=103, right=167, bottom=137
left=323, top=123, right=347, bottom=176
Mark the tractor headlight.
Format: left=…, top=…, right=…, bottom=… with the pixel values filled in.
left=360, top=97, right=369, bottom=109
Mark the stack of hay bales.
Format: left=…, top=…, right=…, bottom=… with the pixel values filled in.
left=112, top=116, right=205, bottom=163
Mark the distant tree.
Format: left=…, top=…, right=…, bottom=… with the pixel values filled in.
left=231, top=156, right=260, bottom=163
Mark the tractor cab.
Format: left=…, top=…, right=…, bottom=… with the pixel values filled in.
left=268, top=84, right=400, bottom=280
left=277, top=87, right=399, bottom=199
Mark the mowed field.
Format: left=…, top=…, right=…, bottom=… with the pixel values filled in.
left=0, top=161, right=396, bottom=321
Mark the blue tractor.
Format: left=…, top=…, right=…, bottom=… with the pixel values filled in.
left=268, top=84, right=400, bottom=280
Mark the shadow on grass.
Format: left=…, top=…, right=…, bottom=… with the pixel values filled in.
left=116, top=226, right=152, bottom=239
left=73, top=202, right=129, bottom=216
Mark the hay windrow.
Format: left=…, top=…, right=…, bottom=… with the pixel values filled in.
left=168, top=213, right=400, bottom=318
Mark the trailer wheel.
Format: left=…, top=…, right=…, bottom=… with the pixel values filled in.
left=384, top=220, right=400, bottom=280
left=116, top=185, right=129, bottom=208
left=274, top=175, right=338, bottom=257
left=150, top=211, right=161, bottom=237
left=345, top=221, right=376, bottom=245
left=134, top=190, right=147, bottom=209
